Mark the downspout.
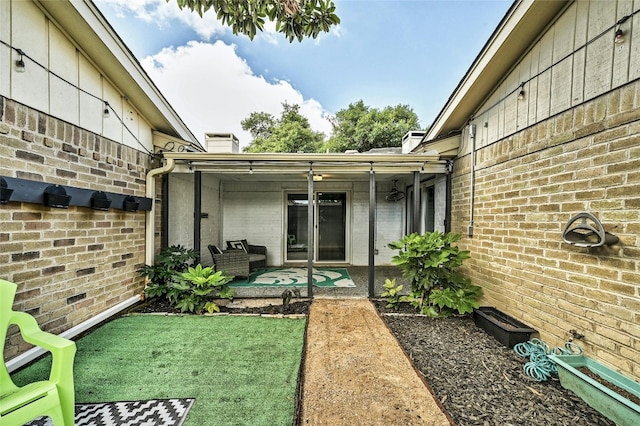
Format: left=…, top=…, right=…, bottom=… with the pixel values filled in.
left=145, top=158, right=176, bottom=266
left=468, top=124, right=476, bottom=237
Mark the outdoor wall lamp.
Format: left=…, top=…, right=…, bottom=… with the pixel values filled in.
left=103, top=101, right=110, bottom=118
left=614, top=15, right=629, bottom=44
left=0, top=177, right=14, bottom=204
left=122, top=196, right=139, bottom=212
left=90, top=191, right=112, bottom=211
left=44, top=184, right=72, bottom=208
left=15, top=49, right=25, bottom=73
left=517, top=83, right=525, bottom=100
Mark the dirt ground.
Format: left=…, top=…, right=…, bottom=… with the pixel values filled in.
left=299, top=298, right=452, bottom=426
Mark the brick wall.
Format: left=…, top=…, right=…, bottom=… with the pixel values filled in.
left=452, top=81, right=640, bottom=380
left=1, top=97, right=152, bottom=360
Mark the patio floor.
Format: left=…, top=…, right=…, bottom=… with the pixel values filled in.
left=231, top=265, right=409, bottom=298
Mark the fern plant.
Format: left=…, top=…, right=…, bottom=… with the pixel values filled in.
left=389, top=231, right=482, bottom=317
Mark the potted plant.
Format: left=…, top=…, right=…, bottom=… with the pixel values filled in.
left=388, top=231, right=482, bottom=317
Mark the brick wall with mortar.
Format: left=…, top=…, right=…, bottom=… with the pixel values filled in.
left=451, top=81, right=640, bottom=380
left=1, top=96, right=154, bottom=360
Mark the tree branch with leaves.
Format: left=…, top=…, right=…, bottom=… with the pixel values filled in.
left=173, top=0, right=340, bottom=42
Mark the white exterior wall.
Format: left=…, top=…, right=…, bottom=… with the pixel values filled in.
left=0, top=0, right=153, bottom=152
left=200, top=174, right=221, bottom=265
left=168, top=177, right=407, bottom=267
left=168, top=174, right=195, bottom=250
left=434, top=176, right=447, bottom=232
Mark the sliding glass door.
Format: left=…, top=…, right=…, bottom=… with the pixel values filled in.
left=286, top=192, right=348, bottom=262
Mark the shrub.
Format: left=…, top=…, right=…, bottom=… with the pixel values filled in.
left=172, top=264, right=234, bottom=314
left=389, top=231, right=482, bottom=317
left=138, top=245, right=198, bottom=299
left=380, top=278, right=407, bottom=310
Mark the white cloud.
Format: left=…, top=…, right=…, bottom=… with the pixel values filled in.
left=98, top=0, right=228, bottom=39
left=140, top=41, right=333, bottom=148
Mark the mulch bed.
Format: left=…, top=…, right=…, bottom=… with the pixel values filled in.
left=129, top=297, right=617, bottom=425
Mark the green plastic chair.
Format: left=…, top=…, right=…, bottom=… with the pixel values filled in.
left=0, top=279, right=76, bottom=425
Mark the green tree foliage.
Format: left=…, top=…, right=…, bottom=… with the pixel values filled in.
left=242, top=102, right=324, bottom=153
left=173, top=0, right=340, bottom=42
left=325, top=100, right=421, bottom=153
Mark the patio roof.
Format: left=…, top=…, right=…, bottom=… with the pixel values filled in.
left=161, top=151, right=449, bottom=180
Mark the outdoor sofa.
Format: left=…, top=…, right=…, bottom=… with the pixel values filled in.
left=208, top=240, right=267, bottom=278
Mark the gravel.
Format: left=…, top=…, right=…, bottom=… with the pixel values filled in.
left=373, top=301, right=616, bottom=426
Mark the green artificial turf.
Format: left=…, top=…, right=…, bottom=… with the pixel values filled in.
left=12, top=315, right=306, bottom=426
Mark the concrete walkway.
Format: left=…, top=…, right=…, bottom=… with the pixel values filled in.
left=300, top=298, right=452, bottom=425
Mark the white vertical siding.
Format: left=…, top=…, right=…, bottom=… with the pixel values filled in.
left=1, top=0, right=155, bottom=153
left=49, top=25, right=78, bottom=125
left=472, top=0, right=638, bottom=146
left=0, top=1, right=9, bottom=95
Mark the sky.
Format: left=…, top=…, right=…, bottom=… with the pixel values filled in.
left=95, top=0, right=512, bottom=149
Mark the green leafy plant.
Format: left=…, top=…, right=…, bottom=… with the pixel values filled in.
left=389, top=231, right=482, bottom=317
left=139, top=245, right=199, bottom=299
left=170, top=264, right=234, bottom=314
left=380, top=278, right=407, bottom=310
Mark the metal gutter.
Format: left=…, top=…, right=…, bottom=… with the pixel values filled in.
left=162, top=152, right=441, bottom=163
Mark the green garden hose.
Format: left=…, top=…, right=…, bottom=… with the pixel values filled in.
left=514, top=338, right=583, bottom=382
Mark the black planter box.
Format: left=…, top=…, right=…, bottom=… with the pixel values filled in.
left=473, top=307, right=537, bottom=348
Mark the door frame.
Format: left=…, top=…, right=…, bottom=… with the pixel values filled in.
left=283, top=190, right=351, bottom=264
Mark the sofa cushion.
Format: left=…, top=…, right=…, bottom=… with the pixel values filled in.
left=227, top=240, right=247, bottom=252
left=248, top=254, right=266, bottom=263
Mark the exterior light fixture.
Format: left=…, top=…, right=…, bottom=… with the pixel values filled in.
left=0, top=177, right=13, bottom=204
left=15, top=49, right=25, bottom=73
left=123, top=196, right=139, bottom=212
left=614, top=15, right=629, bottom=44
left=249, top=161, right=253, bottom=174
left=103, top=101, right=110, bottom=118
left=517, top=83, right=525, bottom=100
left=44, top=185, right=72, bottom=208
left=90, top=191, right=112, bottom=211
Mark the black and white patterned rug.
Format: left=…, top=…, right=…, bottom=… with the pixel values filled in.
left=26, top=398, right=194, bottom=426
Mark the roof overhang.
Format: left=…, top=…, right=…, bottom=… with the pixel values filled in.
left=424, top=0, right=569, bottom=142
left=413, top=133, right=461, bottom=158
left=162, top=151, right=448, bottom=181
left=37, top=0, right=202, bottom=148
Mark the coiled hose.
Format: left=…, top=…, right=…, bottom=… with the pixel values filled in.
left=513, top=338, right=583, bottom=381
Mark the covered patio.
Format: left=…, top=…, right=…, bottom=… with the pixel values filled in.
left=155, top=150, right=456, bottom=298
